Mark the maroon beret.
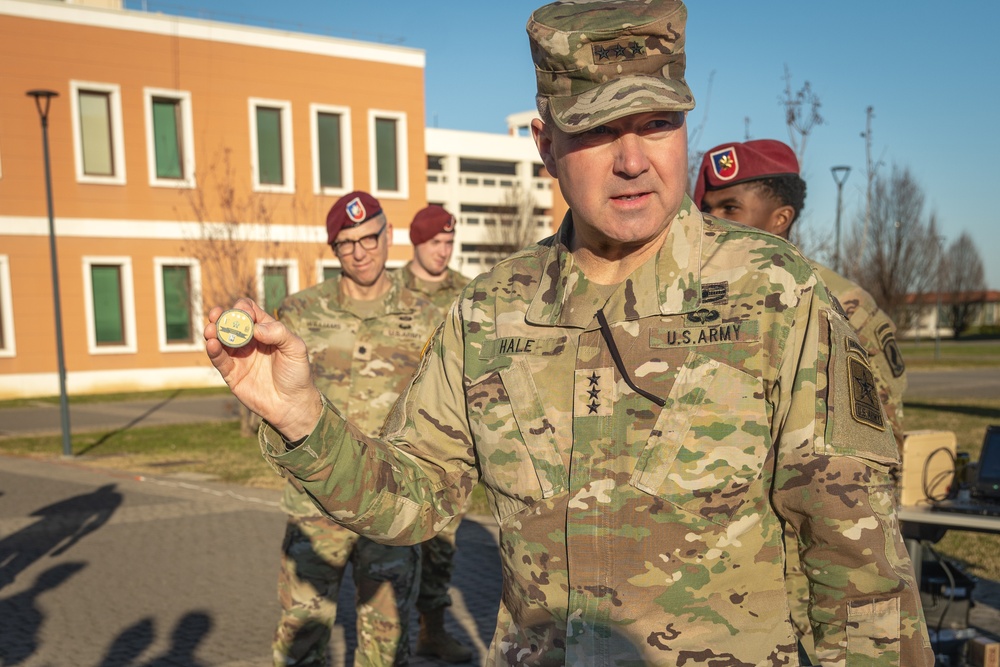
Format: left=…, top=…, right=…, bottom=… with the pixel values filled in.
left=326, top=191, right=382, bottom=244
left=409, top=205, right=456, bottom=246
left=693, top=139, right=799, bottom=209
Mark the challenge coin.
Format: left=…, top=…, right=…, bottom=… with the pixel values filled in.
left=216, top=308, right=254, bottom=348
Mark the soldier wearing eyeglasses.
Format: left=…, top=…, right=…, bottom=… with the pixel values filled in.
left=270, top=190, right=440, bottom=667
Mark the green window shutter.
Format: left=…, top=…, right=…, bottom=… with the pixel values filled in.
left=322, top=266, right=340, bottom=282
left=162, top=265, right=192, bottom=343
left=79, top=91, right=114, bottom=176
left=91, top=265, right=124, bottom=345
left=152, top=98, right=183, bottom=179
left=375, top=117, right=398, bottom=192
left=317, top=112, right=342, bottom=189
left=263, top=267, right=288, bottom=315
left=256, top=107, right=284, bottom=185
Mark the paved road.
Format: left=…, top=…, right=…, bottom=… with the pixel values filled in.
left=0, top=455, right=502, bottom=667
left=0, top=394, right=243, bottom=438
left=905, top=368, right=1000, bottom=400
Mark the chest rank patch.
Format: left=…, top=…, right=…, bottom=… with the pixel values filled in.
left=575, top=367, right=614, bottom=417
left=847, top=355, right=885, bottom=430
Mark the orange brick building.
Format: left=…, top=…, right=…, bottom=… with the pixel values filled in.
left=0, top=0, right=427, bottom=398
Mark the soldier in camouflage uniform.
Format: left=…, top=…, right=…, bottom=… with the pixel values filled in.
left=271, top=191, right=440, bottom=666
left=694, top=139, right=907, bottom=452
left=399, top=205, right=473, bottom=663
left=694, top=139, right=910, bottom=664
left=208, top=2, right=933, bottom=665
left=401, top=205, right=470, bottom=311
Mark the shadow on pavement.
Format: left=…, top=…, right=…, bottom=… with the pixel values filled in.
left=96, top=611, right=213, bottom=667
left=0, top=483, right=122, bottom=589
left=0, top=483, right=123, bottom=664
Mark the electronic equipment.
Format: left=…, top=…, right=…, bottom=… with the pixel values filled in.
left=900, top=430, right=957, bottom=507
left=933, top=425, right=1000, bottom=517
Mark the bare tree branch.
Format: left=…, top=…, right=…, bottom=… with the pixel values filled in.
left=842, top=166, right=940, bottom=330
left=780, top=64, right=823, bottom=167
left=942, top=232, right=987, bottom=338
left=481, top=183, right=546, bottom=267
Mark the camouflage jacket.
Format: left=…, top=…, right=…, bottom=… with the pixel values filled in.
left=262, top=200, right=932, bottom=666
left=275, top=272, right=439, bottom=517
left=813, top=262, right=908, bottom=454
left=399, top=262, right=469, bottom=313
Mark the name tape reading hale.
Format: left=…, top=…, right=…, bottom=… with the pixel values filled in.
left=217, top=308, right=255, bottom=348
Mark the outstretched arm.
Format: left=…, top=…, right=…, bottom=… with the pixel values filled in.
left=204, top=298, right=323, bottom=441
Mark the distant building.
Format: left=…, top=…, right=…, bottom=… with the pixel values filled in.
left=0, top=0, right=426, bottom=398
left=901, top=290, right=1000, bottom=339
left=426, top=110, right=558, bottom=277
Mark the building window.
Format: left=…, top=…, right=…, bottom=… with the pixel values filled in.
left=427, top=155, right=444, bottom=171
left=460, top=158, right=518, bottom=176
left=311, top=104, right=353, bottom=195
left=84, top=257, right=136, bottom=354
left=249, top=98, right=294, bottom=193
left=368, top=110, right=408, bottom=199
left=0, top=255, right=14, bottom=358
left=257, top=260, right=299, bottom=317
left=70, top=81, right=126, bottom=184
left=144, top=88, right=195, bottom=188
left=321, top=264, right=341, bottom=283
left=154, top=259, right=202, bottom=351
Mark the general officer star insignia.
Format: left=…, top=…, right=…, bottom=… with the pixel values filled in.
left=577, top=368, right=614, bottom=417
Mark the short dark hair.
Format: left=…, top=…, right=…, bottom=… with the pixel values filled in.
left=746, top=175, right=807, bottom=224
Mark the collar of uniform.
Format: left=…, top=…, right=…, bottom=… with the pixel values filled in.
left=402, top=261, right=460, bottom=294
left=328, top=270, right=420, bottom=319
left=525, top=199, right=704, bottom=327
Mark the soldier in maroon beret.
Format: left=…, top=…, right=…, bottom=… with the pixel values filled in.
left=694, top=140, right=908, bottom=665
left=401, top=204, right=472, bottom=662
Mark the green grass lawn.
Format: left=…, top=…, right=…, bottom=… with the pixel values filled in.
left=0, top=386, right=231, bottom=409
left=899, top=339, right=1000, bottom=369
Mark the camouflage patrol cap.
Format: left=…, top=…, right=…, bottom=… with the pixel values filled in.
left=527, top=0, right=695, bottom=133
left=326, top=191, right=383, bottom=244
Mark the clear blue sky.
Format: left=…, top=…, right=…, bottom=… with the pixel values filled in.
left=128, top=1, right=1000, bottom=289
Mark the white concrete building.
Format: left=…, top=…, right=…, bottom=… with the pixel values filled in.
left=426, top=111, right=554, bottom=278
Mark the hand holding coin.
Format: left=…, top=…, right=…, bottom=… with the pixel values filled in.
left=216, top=308, right=255, bottom=348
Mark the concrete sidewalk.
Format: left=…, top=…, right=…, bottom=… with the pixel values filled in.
left=0, top=454, right=502, bottom=666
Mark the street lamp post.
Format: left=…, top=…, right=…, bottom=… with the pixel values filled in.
left=830, top=165, right=851, bottom=273
left=27, top=89, right=73, bottom=458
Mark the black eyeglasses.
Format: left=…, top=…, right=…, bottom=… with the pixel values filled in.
left=332, top=223, right=386, bottom=256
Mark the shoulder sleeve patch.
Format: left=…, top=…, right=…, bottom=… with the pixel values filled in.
left=818, top=309, right=900, bottom=466
left=875, top=323, right=907, bottom=379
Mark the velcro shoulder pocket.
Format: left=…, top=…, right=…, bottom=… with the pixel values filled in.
left=817, top=309, right=899, bottom=466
